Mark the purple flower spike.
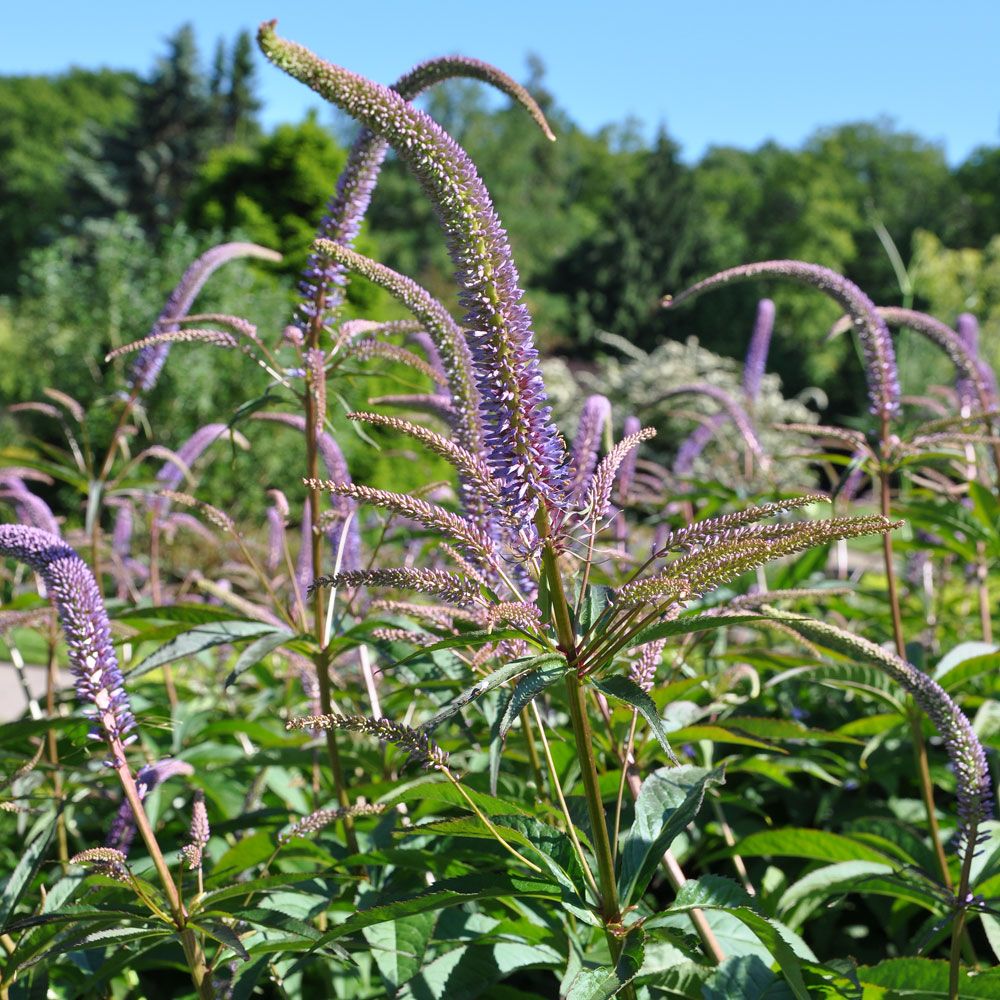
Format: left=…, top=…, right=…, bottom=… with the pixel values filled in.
left=156, top=424, right=234, bottom=493
left=0, top=476, right=60, bottom=537
left=259, top=23, right=568, bottom=518
left=742, top=298, right=775, bottom=400
left=957, top=312, right=999, bottom=409
left=568, top=395, right=612, bottom=503
left=106, top=758, right=194, bottom=855
left=664, top=261, right=900, bottom=421
left=296, top=55, right=554, bottom=331
left=662, top=383, right=767, bottom=469
left=0, top=524, right=136, bottom=758
left=616, top=416, right=643, bottom=501
left=128, top=242, right=281, bottom=393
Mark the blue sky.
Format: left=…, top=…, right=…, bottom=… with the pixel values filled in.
left=8, top=1, right=999, bottom=164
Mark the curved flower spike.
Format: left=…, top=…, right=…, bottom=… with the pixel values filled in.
left=769, top=610, right=992, bottom=859
left=829, top=306, right=991, bottom=413
left=127, top=242, right=281, bottom=393
left=660, top=383, right=767, bottom=469
left=664, top=261, right=900, bottom=420
left=0, top=524, right=135, bottom=760
left=296, top=54, right=554, bottom=328
left=313, top=238, right=481, bottom=460
left=260, top=22, right=567, bottom=517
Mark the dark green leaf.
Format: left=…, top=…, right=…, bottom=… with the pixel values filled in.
left=225, top=629, right=298, bottom=687
left=128, top=622, right=283, bottom=678
left=593, top=674, right=678, bottom=762
left=618, top=766, right=725, bottom=905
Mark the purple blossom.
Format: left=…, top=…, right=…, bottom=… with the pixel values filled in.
left=106, top=759, right=194, bottom=855
left=295, top=55, right=553, bottom=332
left=156, top=424, right=233, bottom=493
left=957, top=312, right=999, bottom=411
left=128, top=242, right=280, bottom=393
left=259, top=23, right=568, bottom=518
left=663, top=383, right=767, bottom=471
left=253, top=412, right=361, bottom=571
left=616, top=416, right=643, bottom=501
left=0, top=476, right=60, bottom=536
left=664, top=261, right=900, bottom=421
left=568, top=395, right=611, bottom=504
left=0, top=524, right=135, bottom=757
left=742, top=298, right=775, bottom=400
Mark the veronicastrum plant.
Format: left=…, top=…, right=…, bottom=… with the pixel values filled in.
left=0, top=19, right=996, bottom=1000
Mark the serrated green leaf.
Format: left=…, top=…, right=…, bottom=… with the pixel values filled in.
left=578, top=583, right=614, bottom=634
left=733, top=828, right=896, bottom=866
left=663, top=876, right=810, bottom=1000
left=594, top=674, right=679, bottom=761
left=421, top=652, right=564, bottom=733
left=311, top=872, right=561, bottom=949
left=490, top=662, right=568, bottom=793
left=858, top=957, right=1000, bottom=997
left=0, top=810, right=56, bottom=932
left=129, top=621, right=282, bottom=678
left=363, top=911, right=436, bottom=993
left=618, top=766, right=725, bottom=905
left=225, top=629, right=298, bottom=687
left=564, top=931, right=644, bottom=1000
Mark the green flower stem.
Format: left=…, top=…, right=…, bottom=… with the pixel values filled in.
left=113, top=758, right=215, bottom=999
left=537, top=520, right=635, bottom=991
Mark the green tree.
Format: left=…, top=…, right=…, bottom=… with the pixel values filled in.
left=0, top=69, right=136, bottom=293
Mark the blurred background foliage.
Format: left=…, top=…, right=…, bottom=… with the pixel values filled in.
left=1, top=22, right=998, bottom=508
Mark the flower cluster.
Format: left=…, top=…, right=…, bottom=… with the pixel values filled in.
left=0, top=524, right=135, bottom=759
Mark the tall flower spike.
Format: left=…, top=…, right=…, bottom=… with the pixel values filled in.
left=312, top=240, right=482, bottom=459
left=664, top=261, right=900, bottom=420
left=296, top=55, right=554, bottom=329
left=568, top=395, right=612, bottom=504
left=127, top=242, right=280, bottom=393
left=156, top=424, right=240, bottom=494
left=742, top=298, right=775, bottom=400
left=0, top=524, right=136, bottom=759
left=260, top=23, right=568, bottom=517
left=957, top=312, right=999, bottom=410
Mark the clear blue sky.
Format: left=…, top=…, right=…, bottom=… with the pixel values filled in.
left=7, top=1, right=999, bottom=164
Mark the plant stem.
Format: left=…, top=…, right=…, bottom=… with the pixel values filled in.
left=538, top=531, right=634, bottom=991
left=45, top=624, right=68, bottom=871
left=113, top=756, right=214, bottom=999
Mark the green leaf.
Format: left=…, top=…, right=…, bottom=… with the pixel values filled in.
left=0, top=810, right=56, bottom=932
left=312, top=872, right=562, bottom=949
left=564, top=931, right=645, bottom=999
left=490, top=662, right=568, bottom=793
left=733, top=828, right=897, bottom=866
left=626, top=612, right=775, bottom=649
left=594, top=674, right=679, bottom=762
left=363, top=911, right=437, bottom=994
left=190, top=919, right=251, bottom=960
left=618, top=765, right=725, bottom=905
left=664, top=877, right=811, bottom=1000
left=396, top=940, right=562, bottom=1000
left=578, top=583, right=614, bottom=634
left=858, top=958, right=1000, bottom=997
left=703, top=955, right=796, bottom=1000
left=421, top=652, right=565, bottom=733
left=128, top=621, right=284, bottom=679
left=113, top=603, right=247, bottom=624
left=224, top=629, right=298, bottom=687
